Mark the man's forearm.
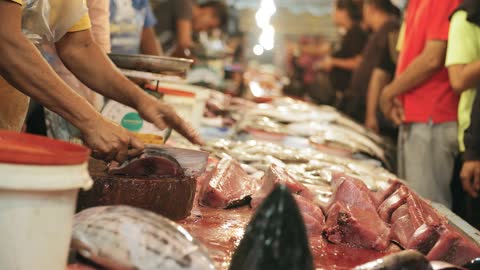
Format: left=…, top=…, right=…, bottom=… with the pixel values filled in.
left=366, top=68, right=391, bottom=117
left=141, top=27, right=162, bottom=56
left=0, top=30, right=99, bottom=129
left=448, top=60, right=480, bottom=93
left=331, top=56, right=362, bottom=71
left=388, top=41, right=447, bottom=96
left=56, top=30, right=154, bottom=109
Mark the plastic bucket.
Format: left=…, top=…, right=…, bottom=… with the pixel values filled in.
left=0, top=162, right=92, bottom=270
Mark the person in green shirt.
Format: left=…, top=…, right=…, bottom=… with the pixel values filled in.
left=446, top=0, right=480, bottom=200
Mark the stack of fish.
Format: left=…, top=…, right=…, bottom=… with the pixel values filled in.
left=234, top=97, right=389, bottom=164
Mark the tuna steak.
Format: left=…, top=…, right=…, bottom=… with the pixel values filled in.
left=377, top=181, right=480, bottom=265
left=250, top=164, right=315, bottom=208
left=323, top=173, right=391, bottom=250
left=229, top=185, right=314, bottom=270
left=199, top=156, right=262, bottom=208
left=109, top=145, right=209, bottom=178
left=71, top=206, right=216, bottom=270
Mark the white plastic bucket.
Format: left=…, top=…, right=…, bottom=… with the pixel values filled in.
left=0, top=162, right=92, bottom=270
left=159, top=82, right=210, bottom=130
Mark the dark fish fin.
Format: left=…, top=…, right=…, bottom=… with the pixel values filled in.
left=229, top=184, right=314, bottom=270
left=464, top=258, right=480, bottom=270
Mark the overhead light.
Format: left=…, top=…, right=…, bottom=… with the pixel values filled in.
left=252, top=0, right=276, bottom=55
left=253, top=44, right=264, bottom=56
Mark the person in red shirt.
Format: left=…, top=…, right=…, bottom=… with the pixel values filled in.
left=379, top=0, right=461, bottom=208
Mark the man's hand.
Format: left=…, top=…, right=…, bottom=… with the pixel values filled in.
left=137, top=98, right=203, bottom=145
left=380, top=85, right=404, bottom=126
left=365, top=114, right=379, bottom=133
left=460, top=160, right=480, bottom=198
left=81, top=115, right=144, bottom=163
left=315, top=57, right=333, bottom=72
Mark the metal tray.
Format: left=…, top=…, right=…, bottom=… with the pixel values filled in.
left=108, top=53, right=193, bottom=74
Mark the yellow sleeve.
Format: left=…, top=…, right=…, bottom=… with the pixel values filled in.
left=68, top=13, right=91, bottom=32
left=8, top=0, right=90, bottom=32
left=8, top=0, right=23, bottom=5
left=68, top=0, right=91, bottom=32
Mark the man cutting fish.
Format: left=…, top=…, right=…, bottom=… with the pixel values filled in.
left=0, top=0, right=202, bottom=162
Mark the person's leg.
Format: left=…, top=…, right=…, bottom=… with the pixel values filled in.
left=403, top=123, right=436, bottom=201
left=431, top=122, right=459, bottom=208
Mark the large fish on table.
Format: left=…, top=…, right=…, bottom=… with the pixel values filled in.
left=109, top=145, right=209, bottom=178
left=229, top=185, right=314, bottom=270
left=71, top=206, right=216, bottom=270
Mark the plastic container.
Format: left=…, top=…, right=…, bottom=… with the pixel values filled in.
left=0, top=131, right=92, bottom=270
left=102, top=82, right=209, bottom=138
left=146, top=82, right=210, bottom=130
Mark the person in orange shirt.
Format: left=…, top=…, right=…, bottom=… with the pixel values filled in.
left=0, top=0, right=202, bottom=163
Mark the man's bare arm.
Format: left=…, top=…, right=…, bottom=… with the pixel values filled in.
left=141, top=27, right=163, bottom=55
left=385, top=40, right=448, bottom=97
left=365, top=68, right=391, bottom=131
left=0, top=1, right=144, bottom=162
left=331, top=55, right=363, bottom=71
left=0, top=1, right=98, bottom=129
left=56, top=29, right=202, bottom=144
left=448, top=60, right=480, bottom=94
left=176, top=19, right=193, bottom=50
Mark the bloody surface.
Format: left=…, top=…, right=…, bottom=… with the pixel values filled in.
left=179, top=183, right=393, bottom=270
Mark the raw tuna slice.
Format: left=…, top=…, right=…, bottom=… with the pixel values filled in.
left=199, top=157, right=262, bottom=208
left=389, top=193, right=440, bottom=254
left=328, top=173, right=379, bottom=211
left=251, top=164, right=314, bottom=208
left=426, top=224, right=480, bottom=265
left=109, top=146, right=209, bottom=178
left=323, top=174, right=390, bottom=250
left=294, top=195, right=325, bottom=235
left=109, top=150, right=183, bottom=178
left=372, top=180, right=403, bottom=207
left=377, top=185, right=410, bottom=222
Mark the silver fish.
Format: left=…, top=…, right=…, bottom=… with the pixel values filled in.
left=72, top=206, right=216, bottom=270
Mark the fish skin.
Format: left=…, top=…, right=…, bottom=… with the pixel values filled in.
left=229, top=185, right=314, bottom=270
left=72, top=206, right=216, bottom=270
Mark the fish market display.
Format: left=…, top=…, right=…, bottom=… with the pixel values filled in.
left=376, top=181, right=480, bottom=265
left=228, top=185, right=314, bottom=270
left=235, top=97, right=390, bottom=164
left=110, top=145, right=209, bottom=178
left=323, top=173, right=391, bottom=250
left=71, top=206, right=216, bottom=270
left=199, top=156, right=262, bottom=208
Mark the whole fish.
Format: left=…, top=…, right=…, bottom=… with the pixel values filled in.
left=71, top=206, right=216, bottom=270
left=229, top=185, right=314, bottom=270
